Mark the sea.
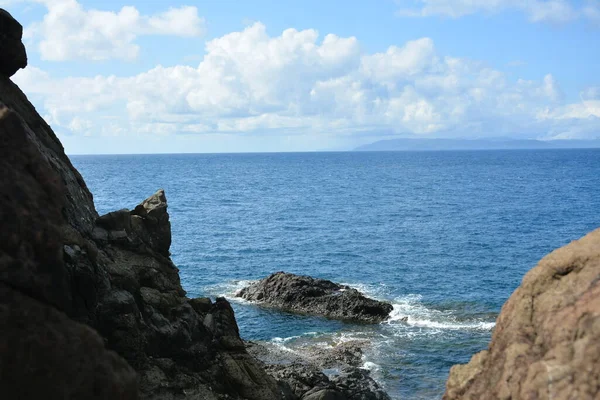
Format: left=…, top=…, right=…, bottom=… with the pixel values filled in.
left=71, top=149, right=600, bottom=399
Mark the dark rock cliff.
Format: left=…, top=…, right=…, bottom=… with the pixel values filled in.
left=0, top=9, right=281, bottom=400
left=444, top=228, right=600, bottom=400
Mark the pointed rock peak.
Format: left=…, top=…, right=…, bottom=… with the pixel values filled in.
left=130, top=189, right=171, bottom=256
left=142, top=189, right=167, bottom=212
left=132, top=189, right=167, bottom=218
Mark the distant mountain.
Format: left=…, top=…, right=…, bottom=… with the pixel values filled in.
left=354, top=138, right=600, bottom=152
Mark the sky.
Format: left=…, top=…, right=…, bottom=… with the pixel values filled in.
left=2, top=0, right=599, bottom=154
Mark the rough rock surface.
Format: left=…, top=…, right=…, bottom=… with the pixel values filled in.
left=247, top=341, right=390, bottom=400
left=237, top=272, right=393, bottom=323
left=0, top=282, right=138, bottom=400
left=444, top=228, right=600, bottom=400
left=0, top=9, right=27, bottom=77
left=0, top=89, right=283, bottom=398
left=0, top=12, right=284, bottom=398
left=0, top=98, right=138, bottom=397
left=0, top=11, right=390, bottom=398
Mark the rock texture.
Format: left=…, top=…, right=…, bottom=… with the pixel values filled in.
left=0, top=9, right=27, bottom=77
left=247, top=341, right=391, bottom=400
left=0, top=11, right=391, bottom=398
left=237, top=272, right=393, bottom=323
left=444, top=228, right=600, bottom=400
left=0, top=88, right=283, bottom=398
left=0, top=11, right=284, bottom=398
left=0, top=96, right=138, bottom=397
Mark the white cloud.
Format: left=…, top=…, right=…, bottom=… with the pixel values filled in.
left=538, top=87, right=600, bottom=121
left=360, top=38, right=437, bottom=84
left=395, top=0, right=596, bottom=24
left=24, top=0, right=205, bottom=61
left=12, top=22, right=600, bottom=146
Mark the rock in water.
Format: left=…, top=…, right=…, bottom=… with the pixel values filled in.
left=237, top=272, right=393, bottom=323
left=444, top=228, right=600, bottom=400
left=0, top=9, right=27, bottom=77
left=247, top=341, right=391, bottom=400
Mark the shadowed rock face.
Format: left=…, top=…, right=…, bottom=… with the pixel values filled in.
left=0, top=9, right=282, bottom=398
left=237, top=272, right=393, bottom=323
left=0, top=104, right=139, bottom=398
left=444, top=228, right=600, bottom=400
left=0, top=84, right=282, bottom=398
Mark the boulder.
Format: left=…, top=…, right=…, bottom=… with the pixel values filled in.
left=0, top=9, right=27, bottom=77
left=237, top=272, right=393, bottom=323
left=444, top=228, right=600, bottom=400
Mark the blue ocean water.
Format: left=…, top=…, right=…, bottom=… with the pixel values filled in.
left=72, top=150, right=600, bottom=399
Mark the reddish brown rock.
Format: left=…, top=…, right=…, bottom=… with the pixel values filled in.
left=444, top=228, right=600, bottom=400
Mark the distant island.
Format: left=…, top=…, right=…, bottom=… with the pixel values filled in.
left=354, top=138, right=600, bottom=151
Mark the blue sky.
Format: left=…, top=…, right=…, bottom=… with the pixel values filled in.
left=3, top=0, right=600, bottom=153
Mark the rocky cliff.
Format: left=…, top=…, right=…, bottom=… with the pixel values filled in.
left=0, top=9, right=391, bottom=400
left=0, top=9, right=281, bottom=400
left=444, top=228, right=600, bottom=400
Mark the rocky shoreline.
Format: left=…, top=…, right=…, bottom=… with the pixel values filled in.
left=247, top=340, right=390, bottom=400
left=237, top=272, right=393, bottom=323
left=2, top=7, right=600, bottom=400
left=0, top=9, right=389, bottom=399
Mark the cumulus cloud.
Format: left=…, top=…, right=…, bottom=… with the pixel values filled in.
left=395, top=0, right=596, bottom=25
left=12, top=22, right=600, bottom=143
left=24, top=0, right=205, bottom=61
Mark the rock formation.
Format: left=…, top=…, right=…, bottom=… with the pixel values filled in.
left=0, top=9, right=391, bottom=400
left=247, top=341, right=391, bottom=400
left=444, top=228, right=600, bottom=400
left=237, top=272, right=393, bottom=323
left=0, top=8, right=281, bottom=399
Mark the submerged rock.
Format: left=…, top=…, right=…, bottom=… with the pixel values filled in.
left=444, top=228, right=600, bottom=400
left=237, top=272, right=393, bottom=323
left=247, top=341, right=390, bottom=400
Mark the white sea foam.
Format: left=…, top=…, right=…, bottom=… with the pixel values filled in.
left=203, top=279, right=259, bottom=303
left=340, top=283, right=496, bottom=332
left=386, top=295, right=495, bottom=332
left=210, top=279, right=495, bottom=332
left=341, top=282, right=390, bottom=301
left=361, top=361, right=381, bottom=372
